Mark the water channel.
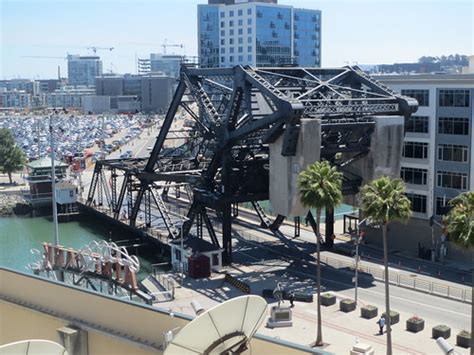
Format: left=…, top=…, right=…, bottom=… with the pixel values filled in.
left=0, top=215, right=164, bottom=280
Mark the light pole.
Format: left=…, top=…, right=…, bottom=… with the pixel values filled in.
left=176, top=212, right=190, bottom=286
left=49, top=114, right=59, bottom=246
left=354, top=218, right=368, bottom=305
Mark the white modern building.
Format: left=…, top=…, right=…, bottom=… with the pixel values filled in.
left=198, top=0, right=321, bottom=68
left=42, top=86, right=95, bottom=108
left=371, top=73, right=474, bottom=261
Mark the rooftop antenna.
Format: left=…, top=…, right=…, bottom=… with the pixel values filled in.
left=164, top=295, right=267, bottom=354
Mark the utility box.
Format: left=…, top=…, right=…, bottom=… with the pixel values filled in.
left=269, top=119, right=321, bottom=217
left=188, top=254, right=211, bottom=279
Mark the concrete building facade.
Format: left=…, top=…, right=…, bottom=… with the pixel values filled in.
left=198, top=0, right=321, bottom=68
left=67, top=55, right=102, bottom=87
left=368, top=73, right=474, bottom=262
left=95, top=74, right=175, bottom=113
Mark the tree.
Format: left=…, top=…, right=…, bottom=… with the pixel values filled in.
left=444, top=191, right=474, bottom=351
left=298, top=160, right=343, bottom=347
left=360, top=177, right=411, bottom=355
left=0, top=128, right=26, bottom=184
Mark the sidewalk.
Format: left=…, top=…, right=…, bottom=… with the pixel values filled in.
left=159, top=258, right=470, bottom=355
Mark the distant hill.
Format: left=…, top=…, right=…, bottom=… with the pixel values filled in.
left=366, top=54, right=469, bottom=74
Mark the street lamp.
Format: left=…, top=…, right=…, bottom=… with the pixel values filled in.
left=49, top=113, right=59, bottom=246
left=354, top=218, right=368, bottom=305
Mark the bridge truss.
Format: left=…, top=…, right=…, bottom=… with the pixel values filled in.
left=86, top=65, right=417, bottom=263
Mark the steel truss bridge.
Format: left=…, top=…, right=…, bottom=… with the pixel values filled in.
left=86, top=65, right=417, bottom=264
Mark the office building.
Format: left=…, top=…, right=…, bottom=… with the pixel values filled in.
left=42, top=86, right=95, bottom=108
left=0, top=79, right=38, bottom=95
left=67, top=55, right=103, bottom=86
left=367, top=73, right=474, bottom=262
left=0, top=90, right=33, bottom=108
left=138, top=54, right=184, bottom=78
left=95, top=74, right=175, bottom=113
left=198, top=0, right=321, bottom=68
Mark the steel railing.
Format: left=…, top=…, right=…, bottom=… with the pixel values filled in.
left=233, top=227, right=472, bottom=304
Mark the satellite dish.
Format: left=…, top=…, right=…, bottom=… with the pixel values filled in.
left=164, top=295, right=267, bottom=355
left=0, top=339, right=67, bottom=354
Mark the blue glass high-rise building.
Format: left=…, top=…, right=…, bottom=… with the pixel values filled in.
left=198, top=0, right=321, bottom=68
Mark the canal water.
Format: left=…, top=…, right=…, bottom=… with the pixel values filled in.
left=0, top=216, right=164, bottom=280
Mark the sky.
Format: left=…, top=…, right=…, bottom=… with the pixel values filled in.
left=1, top=0, right=472, bottom=79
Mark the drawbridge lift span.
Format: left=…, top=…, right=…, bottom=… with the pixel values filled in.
left=86, top=65, right=417, bottom=264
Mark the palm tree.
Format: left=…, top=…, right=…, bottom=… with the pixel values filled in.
left=444, top=191, right=473, bottom=351
left=298, top=160, right=342, bottom=347
left=360, top=177, right=411, bottom=355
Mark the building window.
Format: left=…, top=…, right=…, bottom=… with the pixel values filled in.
left=229, top=38, right=234, bottom=44
left=400, top=167, right=428, bottom=185
left=438, top=117, right=469, bottom=135
left=270, top=21, right=276, bottom=29
left=229, top=29, right=234, bottom=35
left=438, top=144, right=469, bottom=162
left=401, top=89, right=429, bottom=106
left=238, top=46, right=243, bottom=53
left=247, top=36, right=252, bottom=43
left=220, top=21, right=224, bottom=28
left=238, top=55, right=243, bottom=61
left=229, top=56, right=234, bottom=63
left=247, top=18, right=252, bottom=25
left=238, top=19, right=243, bottom=26
left=437, top=171, right=468, bottom=190
left=294, top=14, right=300, bottom=21
left=238, top=37, right=243, bottom=44
left=221, top=56, right=225, bottom=63
left=238, top=9, right=243, bottom=16
left=402, top=142, right=428, bottom=159
left=247, top=8, right=252, bottom=15
left=229, top=10, right=234, bottom=17
left=257, top=11, right=262, bottom=18
left=247, top=46, right=252, bottom=52
left=247, top=27, right=252, bottom=34
left=220, top=30, right=225, bottom=36
left=230, top=47, right=234, bottom=53
left=220, top=12, right=225, bottom=18
left=435, top=197, right=451, bottom=216
left=238, top=28, right=243, bottom=35
left=439, top=89, right=470, bottom=107
left=406, top=193, right=427, bottom=214
left=220, top=39, right=225, bottom=45
left=229, top=20, right=234, bottom=27
left=221, top=48, right=226, bottom=54
left=405, top=115, right=429, bottom=133
left=248, top=54, right=252, bottom=61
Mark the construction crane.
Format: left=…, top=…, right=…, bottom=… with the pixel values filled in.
left=161, top=40, right=184, bottom=55
left=87, top=47, right=114, bottom=55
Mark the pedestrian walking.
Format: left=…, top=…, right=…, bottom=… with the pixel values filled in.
left=377, top=315, right=385, bottom=335
left=289, top=292, right=295, bottom=308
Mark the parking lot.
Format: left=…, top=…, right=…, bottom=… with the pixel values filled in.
left=0, top=113, right=160, bottom=163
